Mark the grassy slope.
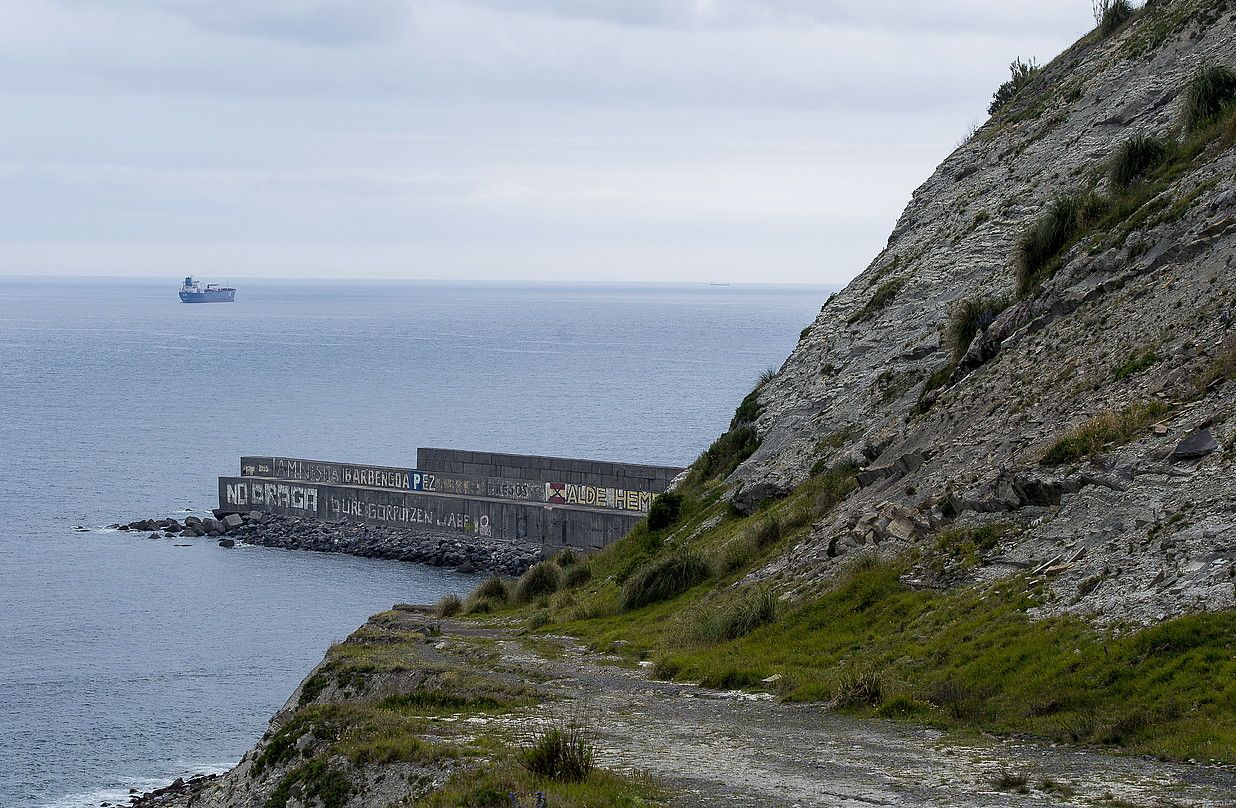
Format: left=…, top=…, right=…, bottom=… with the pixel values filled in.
left=491, top=471, right=1236, bottom=765
left=479, top=0, right=1236, bottom=773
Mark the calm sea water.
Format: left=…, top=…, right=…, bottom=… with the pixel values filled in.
left=0, top=277, right=830, bottom=807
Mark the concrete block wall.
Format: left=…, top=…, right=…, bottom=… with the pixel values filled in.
left=218, top=476, right=642, bottom=552
left=415, top=448, right=682, bottom=493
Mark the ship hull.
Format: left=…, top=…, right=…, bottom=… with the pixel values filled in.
left=179, top=290, right=235, bottom=303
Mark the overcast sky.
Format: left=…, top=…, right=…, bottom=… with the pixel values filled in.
left=0, top=1, right=1096, bottom=283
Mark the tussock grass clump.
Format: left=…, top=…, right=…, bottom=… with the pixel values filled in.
left=690, top=424, right=760, bottom=484
left=1109, top=134, right=1171, bottom=190
left=472, top=575, right=511, bottom=605
left=620, top=552, right=709, bottom=611
left=832, top=667, right=884, bottom=708
left=1183, top=65, right=1236, bottom=131
left=647, top=491, right=683, bottom=531
left=992, top=770, right=1031, bottom=794
left=1016, top=190, right=1109, bottom=296
left=945, top=294, right=1014, bottom=361
left=519, top=718, right=595, bottom=782
left=1094, top=0, right=1134, bottom=36
left=551, top=548, right=581, bottom=568
left=709, top=535, right=757, bottom=576
left=1040, top=401, right=1171, bottom=466
left=515, top=562, right=562, bottom=604
left=687, top=589, right=778, bottom=645
left=988, top=57, right=1040, bottom=116
left=433, top=594, right=462, bottom=618
left=562, top=563, right=593, bottom=588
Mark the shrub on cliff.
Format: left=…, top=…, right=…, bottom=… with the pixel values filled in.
left=690, top=424, right=760, bottom=484
left=1109, top=134, right=1171, bottom=190
left=988, top=57, right=1041, bottom=116
left=1182, top=65, right=1236, bottom=131
left=1093, top=0, right=1134, bottom=36
left=647, top=492, right=683, bottom=531
left=620, top=552, right=709, bottom=611
left=945, top=294, right=1014, bottom=361
left=515, top=562, right=562, bottom=603
left=1015, top=189, right=1108, bottom=296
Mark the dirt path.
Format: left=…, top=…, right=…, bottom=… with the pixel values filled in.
left=474, top=630, right=1236, bottom=807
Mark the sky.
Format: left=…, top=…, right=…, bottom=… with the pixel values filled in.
left=0, top=1, right=1098, bottom=283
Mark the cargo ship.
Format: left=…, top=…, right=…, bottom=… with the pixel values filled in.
left=179, top=276, right=236, bottom=303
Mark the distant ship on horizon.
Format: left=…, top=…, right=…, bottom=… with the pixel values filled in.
left=178, top=276, right=236, bottom=303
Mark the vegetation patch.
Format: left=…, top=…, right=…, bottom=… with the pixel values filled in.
left=1183, top=64, right=1236, bottom=131
left=520, top=718, right=595, bottom=782
left=945, top=294, right=1014, bottom=361
left=1016, top=190, right=1109, bottom=296
left=1040, top=401, right=1171, bottom=465
left=989, top=57, right=1041, bottom=117
left=515, top=562, right=563, bottom=604
left=1108, top=134, right=1170, bottom=191
left=1094, top=0, right=1135, bottom=37
left=647, top=491, right=683, bottom=531
left=1113, top=348, right=1159, bottom=381
left=848, top=277, right=907, bottom=323
left=419, top=759, right=660, bottom=808
left=620, top=552, right=710, bottom=611
left=683, top=588, right=778, bottom=646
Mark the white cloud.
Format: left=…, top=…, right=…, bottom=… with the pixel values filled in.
left=0, top=0, right=1097, bottom=282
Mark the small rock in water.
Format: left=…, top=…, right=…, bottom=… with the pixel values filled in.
left=218, top=538, right=236, bottom=548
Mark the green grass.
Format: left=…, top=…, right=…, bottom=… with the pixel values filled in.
left=1183, top=64, right=1236, bottom=131
left=1108, top=134, right=1170, bottom=191
left=520, top=718, right=595, bottom=782
left=1113, top=348, right=1159, bottom=381
left=418, top=759, right=662, bottom=808
left=1095, top=0, right=1135, bottom=37
left=515, top=562, right=563, bottom=604
left=620, top=552, right=710, bottom=611
left=563, top=559, right=1236, bottom=761
left=945, top=294, right=1014, bottom=361
left=1016, top=190, right=1109, bottom=296
left=1039, top=400, right=1171, bottom=465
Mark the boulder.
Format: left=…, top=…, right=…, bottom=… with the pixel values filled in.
left=1171, top=429, right=1219, bottom=461
left=222, top=513, right=244, bottom=530
left=247, top=510, right=265, bottom=523
left=218, top=538, right=236, bottom=548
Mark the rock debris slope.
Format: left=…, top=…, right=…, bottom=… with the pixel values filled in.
left=731, top=1, right=1236, bottom=624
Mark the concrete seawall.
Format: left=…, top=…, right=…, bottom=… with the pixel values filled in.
left=220, top=449, right=683, bottom=556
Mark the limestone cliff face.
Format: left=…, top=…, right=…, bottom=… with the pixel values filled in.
left=733, top=1, right=1236, bottom=624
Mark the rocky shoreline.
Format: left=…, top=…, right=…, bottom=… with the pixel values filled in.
left=114, top=512, right=543, bottom=575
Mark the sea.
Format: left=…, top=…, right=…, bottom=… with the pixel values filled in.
left=0, top=276, right=832, bottom=808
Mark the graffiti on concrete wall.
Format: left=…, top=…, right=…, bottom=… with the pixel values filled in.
left=413, top=471, right=542, bottom=502
left=326, top=495, right=491, bottom=536
left=225, top=481, right=319, bottom=512
left=546, top=482, right=653, bottom=512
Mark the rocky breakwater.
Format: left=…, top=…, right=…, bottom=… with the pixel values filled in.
left=115, top=512, right=542, bottom=575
